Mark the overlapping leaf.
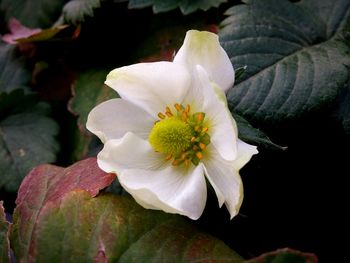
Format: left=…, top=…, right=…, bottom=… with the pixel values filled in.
left=0, top=90, right=59, bottom=191
left=233, top=114, right=285, bottom=150
left=69, top=69, right=117, bottom=160
left=10, top=158, right=243, bottom=262
left=62, top=0, right=102, bottom=25
left=0, top=0, right=67, bottom=28
left=0, top=44, right=31, bottom=93
left=221, top=0, right=350, bottom=123
left=128, top=0, right=227, bottom=15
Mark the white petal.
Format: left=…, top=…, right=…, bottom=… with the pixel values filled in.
left=119, top=164, right=207, bottom=220
left=174, top=30, right=234, bottom=92
left=234, top=139, right=259, bottom=170
left=202, top=148, right=239, bottom=218
left=105, top=62, right=191, bottom=117
left=188, top=65, right=238, bottom=161
left=97, top=132, right=164, bottom=173
left=86, top=99, right=156, bottom=143
left=203, top=142, right=257, bottom=219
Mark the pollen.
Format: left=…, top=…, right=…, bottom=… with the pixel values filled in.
left=149, top=103, right=211, bottom=167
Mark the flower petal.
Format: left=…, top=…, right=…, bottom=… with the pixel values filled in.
left=233, top=139, right=259, bottom=171
left=86, top=99, right=156, bottom=143
left=119, top=164, right=206, bottom=220
left=97, top=132, right=164, bottom=173
left=105, top=62, right=191, bottom=117
left=174, top=30, right=234, bottom=92
left=203, top=142, right=257, bottom=219
left=187, top=65, right=238, bottom=161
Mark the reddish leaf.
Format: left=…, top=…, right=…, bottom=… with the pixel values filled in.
left=2, top=18, right=70, bottom=44
left=245, top=248, right=318, bottom=263
left=10, top=159, right=243, bottom=262
left=2, top=18, right=41, bottom=44
left=11, top=157, right=116, bottom=260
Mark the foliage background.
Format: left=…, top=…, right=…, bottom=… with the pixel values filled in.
left=0, top=0, right=349, bottom=262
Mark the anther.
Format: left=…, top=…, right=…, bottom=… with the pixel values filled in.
left=196, top=152, right=203, bottom=159
left=197, top=112, right=204, bottom=122
left=199, top=143, right=206, bottom=150
left=158, top=112, right=166, bottom=119
left=165, top=111, right=173, bottom=117
left=202, top=127, right=208, bottom=133
left=172, top=159, right=179, bottom=166
left=191, top=137, right=196, bottom=143
left=181, top=111, right=188, bottom=121
left=165, top=154, right=172, bottom=161
left=194, top=125, right=200, bottom=132
left=174, top=103, right=183, bottom=112
left=185, top=104, right=190, bottom=113
left=185, top=159, right=190, bottom=166
left=166, top=106, right=172, bottom=114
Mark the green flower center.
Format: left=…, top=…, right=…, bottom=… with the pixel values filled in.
left=148, top=103, right=210, bottom=166
left=149, top=118, right=192, bottom=156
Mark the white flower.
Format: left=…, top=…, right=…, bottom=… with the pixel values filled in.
left=86, top=30, right=258, bottom=220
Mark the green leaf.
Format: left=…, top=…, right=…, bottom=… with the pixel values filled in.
left=0, top=202, right=10, bottom=263
left=0, top=90, right=59, bottom=192
left=11, top=158, right=243, bottom=262
left=0, top=44, right=31, bottom=93
left=62, top=0, right=101, bottom=25
left=233, top=113, right=286, bottom=150
left=0, top=0, right=67, bottom=28
left=68, top=69, right=117, bottom=160
left=221, top=0, right=350, bottom=124
left=10, top=157, right=116, bottom=260
left=128, top=0, right=227, bottom=15
left=244, top=248, right=317, bottom=263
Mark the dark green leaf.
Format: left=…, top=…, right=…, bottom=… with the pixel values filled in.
left=234, top=66, right=247, bottom=83
left=0, top=90, right=59, bottom=192
left=128, top=0, right=227, bottom=15
left=11, top=158, right=243, bottom=262
left=0, top=44, right=31, bottom=93
left=62, top=0, right=101, bottom=25
left=233, top=113, right=286, bottom=150
left=244, top=248, right=317, bottom=263
left=221, top=0, right=350, bottom=124
left=0, top=0, right=67, bottom=28
left=69, top=69, right=117, bottom=134
left=0, top=202, right=10, bottom=263
left=68, top=69, right=117, bottom=160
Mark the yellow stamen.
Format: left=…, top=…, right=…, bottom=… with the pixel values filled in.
left=172, top=159, right=179, bottom=166
left=191, top=137, right=196, bottom=143
left=165, top=106, right=172, bottom=113
left=165, top=111, right=173, bottom=117
left=202, top=127, right=208, bottom=133
left=194, top=125, right=200, bottom=132
left=158, top=112, right=166, bottom=119
left=197, top=112, right=204, bottom=121
left=185, top=159, right=190, bottom=166
left=196, top=152, right=203, bottom=159
left=175, top=103, right=183, bottom=112
left=199, top=143, right=206, bottom=150
left=181, top=111, right=188, bottom=121
left=165, top=154, right=172, bottom=161
left=185, top=104, right=190, bottom=113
